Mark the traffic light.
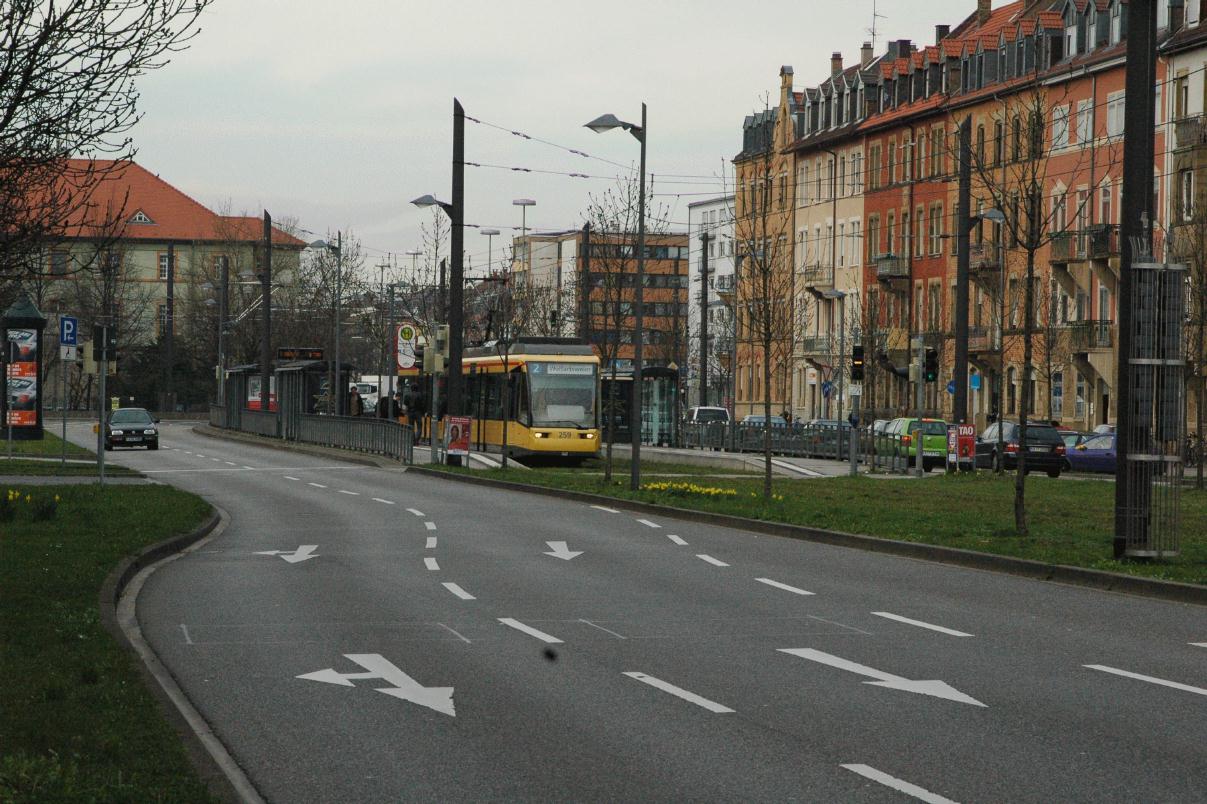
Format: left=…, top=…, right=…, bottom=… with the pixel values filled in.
left=850, top=345, right=864, bottom=381
left=923, top=347, right=939, bottom=382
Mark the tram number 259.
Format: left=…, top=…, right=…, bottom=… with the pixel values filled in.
left=557, top=432, right=572, bottom=438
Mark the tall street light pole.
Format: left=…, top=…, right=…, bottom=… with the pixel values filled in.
left=586, top=103, right=647, bottom=492
left=450, top=98, right=465, bottom=420
left=334, top=231, right=343, bottom=415
left=513, top=198, right=535, bottom=280
left=260, top=211, right=273, bottom=414
left=480, top=228, right=500, bottom=275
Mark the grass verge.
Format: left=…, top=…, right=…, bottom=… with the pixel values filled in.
left=432, top=465, right=1207, bottom=586
left=0, top=459, right=140, bottom=477
left=527, top=457, right=758, bottom=477
left=0, top=432, right=92, bottom=458
left=0, top=484, right=215, bottom=801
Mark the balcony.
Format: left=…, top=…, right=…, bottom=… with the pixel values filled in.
left=800, top=263, right=834, bottom=290
left=969, top=242, right=1002, bottom=274
left=1086, top=223, right=1119, bottom=261
left=712, top=274, right=734, bottom=295
left=1068, top=319, right=1114, bottom=352
left=875, top=254, right=908, bottom=281
left=801, top=334, right=832, bottom=356
left=967, top=326, right=1000, bottom=354
left=1050, top=232, right=1077, bottom=264
left=1175, top=115, right=1207, bottom=151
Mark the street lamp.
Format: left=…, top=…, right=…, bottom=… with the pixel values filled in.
left=512, top=199, right=535, bottom=277
left=586, top=104, right=647, bottom=492
left=480, top=229, right=501, bottom=274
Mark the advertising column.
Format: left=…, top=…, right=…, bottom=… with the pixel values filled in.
left=2, top=294, right=47, bottom=441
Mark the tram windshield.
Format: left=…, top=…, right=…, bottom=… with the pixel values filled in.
left=527, top=362, right=597, bottom=428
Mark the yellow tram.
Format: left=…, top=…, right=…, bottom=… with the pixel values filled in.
left=461, top=340, right=601, bottom=461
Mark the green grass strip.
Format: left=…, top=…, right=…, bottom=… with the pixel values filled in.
left=0, top=432, right=92, bottom=458
left=0, top=484, right=215, bottom=801
left=432, top=466, right=1207, bottom=586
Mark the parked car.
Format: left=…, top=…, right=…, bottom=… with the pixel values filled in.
left=740, top=414, right=789, bottom=428
left=975, top=421, right=1066, bottom=477
left=1066, top=433, right=1117, bottom=473
left=685, top=406, right=731, bottom=425
left=1092, top=423, right=1116, bottom=435
left=105, top=407, right=159, bottom=451
left=801, top=418, right=853, bottom=457
left=1060, top=430, right=1092, bottom=450
left=886, top=417, right=949, bottom=471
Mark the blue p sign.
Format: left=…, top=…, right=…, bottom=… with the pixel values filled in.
left=60, top=315, right=77, bottom=346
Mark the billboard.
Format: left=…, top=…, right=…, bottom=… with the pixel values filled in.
left=6, top=329, right=38, bottom=426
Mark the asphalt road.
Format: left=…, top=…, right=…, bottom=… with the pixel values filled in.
left=75, top=421, right=1207, bottom=802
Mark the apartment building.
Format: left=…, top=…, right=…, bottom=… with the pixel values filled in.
left=686, top=195, right=735, bottom=409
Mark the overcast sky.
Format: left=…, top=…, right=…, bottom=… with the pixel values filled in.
left=132, top=0, right=977, bottom=278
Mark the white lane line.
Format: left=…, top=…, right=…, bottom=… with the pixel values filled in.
left=407, top=508, right=425, bottom=517
left=308, top=482, right=327, bottom=489
left=591, top=505, right=620, bottom=513
left=183, top=451, right=193, bottom=455
left=637, top=519, right=661, bottom=529
left=424, top=521, right=437, bottom=531
left=211, top=457, right=221, bottom=462
left=224, top=461, right=236, bottom=466
left=195, top=454, right=205, bottom=458
left=667, top=534, right=688, bottom=546
left=872, top=611, right=972, bottom=637
left=579, top=618, right=627, bottom=639
left=696, top=554, right=729, bottom=567
left=499, top=618, right=564, bottom=644
left=437, top=623, right=471, bottom=644
left=840, top=764, right=959, bottom=804
left=338, top=490, right=360, bottom=496
left=808, top=614, right=874, bottom=636
left=1084, top=664, right=1207, bottom=697
left=179, top=624, right=194, bottom=645
left=283, top=476, right=300, bottom=481
left=623, top=672, right=734, bottom=714
left=424, top=557, right=440, bottom=571
left=756, top=577, right=815, bottom=596
left=1191, top=642, right=1207, bottom=648
left=372, top=498, right=395, bottom=505
left=442, top=582, right=475, bottom=601
left=425, top=536, right=437, bottom=549
left=242, top=465, right=254, bottom=470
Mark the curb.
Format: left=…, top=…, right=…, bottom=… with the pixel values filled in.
left=192, top=424, right=404, bottom=469
left=99, top=507, right=264, bottom=804
left=409, top=467, right=1207, bottom=607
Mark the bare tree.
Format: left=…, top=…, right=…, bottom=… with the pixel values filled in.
left=1169, top=183, right=1207, bottom=489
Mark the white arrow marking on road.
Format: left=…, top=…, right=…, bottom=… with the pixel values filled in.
left=623, top=672, right=734, bottom=713
left=372, top=498, right=394, bottom=505
left=544, top=541, right=583, bottom=560
left=637, top=519, right=661, bottom=528
left=841, top=764, right=959, bottom=804
left=442, top=582, right=475, bottom=600
left=667, top=534, right=688, bottom=546
left=696, top=554, right=729, bottom=567
left=253, top=545, right=319, bottom=563
left=499, top=618, right=564, bottom=644
left=424, top=557, right=440, bottom=571
left=590, top=505, right=620, bottom=513
left=297, top=654, right=455, bottom=717
left=872, top=612, right=973, bottom=637
left=425, top=536, right=437, bottom=549
left=756, top=577, right=815, bottom=596
left=1084, top=664, right=1207, bottom=697
left=407, top=508, right=425, bottom=517
left=779, top=648, right=986, bottom=707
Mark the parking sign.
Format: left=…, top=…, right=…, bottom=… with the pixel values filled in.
left=59, top=315, right=77, bottom=346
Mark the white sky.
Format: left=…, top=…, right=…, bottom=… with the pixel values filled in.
left=132, top=0, right=977, bottom=279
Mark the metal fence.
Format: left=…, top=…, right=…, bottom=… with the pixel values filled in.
left=679, top=421, right=912, bottom=473
left=208, top=404, right=413, bottom=464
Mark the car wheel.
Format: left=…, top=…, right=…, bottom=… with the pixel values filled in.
left=1046, top=468, right=1061, bottom=478
left=103, top=441, right=112, bottom=451
left=148, top=442, right=158, bottom=451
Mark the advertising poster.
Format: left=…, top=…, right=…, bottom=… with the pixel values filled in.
left=6, top=329, right=38, bottom=426
left=446, top=415, right=471, bottom=456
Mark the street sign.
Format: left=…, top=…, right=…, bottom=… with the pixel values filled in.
left=970, top=372, right=982, bottom=391
left=946, top=380, right=956, bottom=395
left=59, top=315, right=77, bottom=346
left=848, top=382, right=862, bottom=396
left=821, top=380, right=833, bottom=398
left=397, top=323, right=417, bottom=370
left=60, top=344, right=77, bottom=362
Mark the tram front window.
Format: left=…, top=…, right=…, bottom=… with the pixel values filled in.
left=527, top=363, right=596, bottom=428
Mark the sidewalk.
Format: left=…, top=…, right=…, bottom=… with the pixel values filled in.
left=607, top=442, right=864, bottom=478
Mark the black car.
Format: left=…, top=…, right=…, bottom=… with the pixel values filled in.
left=975, top=421, right=1066, bottom=477
left=105, top=407, right=160, bottom=450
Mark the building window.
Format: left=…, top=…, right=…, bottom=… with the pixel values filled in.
left=1052, top=105, right=1070, bottom=149
left=1076, top=99, right=1092, bottom=143
left=1075, top=374, right=1086, bottom=418
left=867, top=215, right=880, bottom=261
left=928, top=204, right=942, bottom=255
left=1051, top=371, right=1064, bottom=417
left=850, top=220, right=861, bottom=267
left=157, top=303, right=169, bottom=338
left=1175, top=72, right=1189, bottom=120
left=915, top=207, right=925, bottom=258
left=1099, top=181, right=1113, bottom=226
left=1106, top=92, right=1125, bottom=137
left=1180, top=169, right=1195, bottom=221
left=157, top=253, right=171, bottom=281
left=993, top=121, right=1004, bottom=165
left=1007, top=367, right=1018, bottom=415
left=49, top=251, right=68, bottom=276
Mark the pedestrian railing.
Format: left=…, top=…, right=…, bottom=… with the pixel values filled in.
left=678, top=421, right=912, bottom=474
left=208, top=405, right=413, bottom=464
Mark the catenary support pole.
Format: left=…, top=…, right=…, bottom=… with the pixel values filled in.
left=261, top=212, right=272, bottom=416
left=953, top=115, right=972, bottom=424
left=449, top=98, right=465, bottom=421
left=699, top=230, right=710, bottom=408
left=631, top=102, right=647, bottom=492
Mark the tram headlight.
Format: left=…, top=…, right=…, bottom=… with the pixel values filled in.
left=534, top=432, right=547, bottom=439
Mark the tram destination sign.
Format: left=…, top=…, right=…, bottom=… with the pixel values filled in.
left=278, top=347, right=324, bottom=361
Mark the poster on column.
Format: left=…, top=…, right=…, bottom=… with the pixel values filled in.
left=7, top=329, right=38, bottom=426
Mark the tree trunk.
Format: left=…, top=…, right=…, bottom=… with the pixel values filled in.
left=1015, top=247, right=1035, bottom=536
left=1198, top=299, right=1205, bottom=490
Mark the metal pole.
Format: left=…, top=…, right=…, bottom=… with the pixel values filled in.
left=1114, top=0, right=1157, bottom=557
left=165, top=242, right=175, bottom=414
left=378, top=261, right=387, bottom=412
left=261, top=211, right=272, bottom=415
left=98, top=335, right=106, bottom=485
left=61, top=344, right=67, bottom=467
left=430, top=367, right=439, bottom=464
left=218, top=256, right=229, bottom=405
left=449, top=98, right=465, bottom=420
left=838, top=294, right=845, bottom=423
left=916, top=335, right=924, bottom=477
left=953, top=115, right=972, bottom=424
left=334, top=230, right=342, bottom=416
left=387, top=282, right=397, bottom=413
left=699, top=231, right=710, bottom=407
left=631, top=102, right=647, bottom=492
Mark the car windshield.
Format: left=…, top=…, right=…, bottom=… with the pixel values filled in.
left=1061, top=432, right=1082, bottom=447
left=920, top=421, right=948, bottom=435
left=695, top=409, right=728, bottom=423
left=110, top=409, right=153, bottom=425
left=526, top=362, right=596, bottom=428
left=1083, top=435, right=1113, bottom=450
left=1023, top=426, right=1062, bottom=444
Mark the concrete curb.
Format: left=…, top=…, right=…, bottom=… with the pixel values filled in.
left=98, top=507, right=265, bottom=804
left=192, top=424, right=404, bottom=469
left=410, top=467, right=1207, bottom=607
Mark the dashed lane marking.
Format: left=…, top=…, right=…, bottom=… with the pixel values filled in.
left=591, top=505, right=620, bottom=513
left=667, top=534, right=688, bottom=546
left=637, top=519, right=661, bottom=529
left=425, top=537, right=437, bottom=549
left=283, top=476, right=300, bottom=481
left=424, top=521, right=437, bottom=531
left=840, top=764, right=958, bottom=804
left=756, top=578, right=815, bottom=596
left=872, top=611, right=972, bottom=637
left=623, top=672, right=734, bottom=714
left=499, top=618, right=563, bottom=644
left=372, top=498, right=395, bottom=505
left=407, top=508, right=425, bottom=517
left=338, top=490, right=360, bottom=496
left=308, top=482, right=327, bottom=489
left=424, top=557, right=440, bottom=571
left=442, top=582, right=475, bottom=601
left=696, top=554, right=729, bottom=567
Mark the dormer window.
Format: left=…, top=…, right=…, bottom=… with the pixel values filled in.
left=129, top=210, right=154, bottom=225
left=1065, top=3, right=1078, bottom=57
left=1110, top=1, right=1122, bottom=43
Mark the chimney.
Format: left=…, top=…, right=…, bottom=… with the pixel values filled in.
left=831, top=52, right=843, bottom=75
left=861, top=42, right=874, bottom=67
left=897, top=39, right=912, bottom=59
left=935, top=24, right=951, bottom=45
left=977, top=0, right=991, bottom=26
